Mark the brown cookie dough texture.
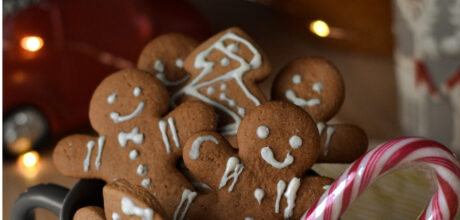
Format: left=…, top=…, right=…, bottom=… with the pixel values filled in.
left=182, top=101, right=333, bottom=220
left=74, top=179, right=165, bottom=220
left=53, top=69, right=217, bottom=219
left=74, top=206, right=105, bottom=220
left=170, top=27, right=271, bottom=145
left=137, top=33, right=199, bottom=92
left=271, top=57, right=368, bottom=163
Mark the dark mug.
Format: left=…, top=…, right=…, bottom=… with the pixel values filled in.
left=11, top=179, right=105, bottom=220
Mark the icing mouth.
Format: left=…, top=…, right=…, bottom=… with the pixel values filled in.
left=110, top=101, right=145, bottom=123
left=260, top=146, right=294, bottom=169
left=285, top=90, right=320, bottom=107
left=156, top=72, right=190, bottom=86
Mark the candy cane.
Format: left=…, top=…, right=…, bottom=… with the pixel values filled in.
left=303, top=137, right=460, bottom=220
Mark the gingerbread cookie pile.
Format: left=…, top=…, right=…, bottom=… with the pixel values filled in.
left=53, top=27, right=368, bottom=220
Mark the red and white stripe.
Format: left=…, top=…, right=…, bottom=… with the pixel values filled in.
left=303, top=137, right=460, bottom=220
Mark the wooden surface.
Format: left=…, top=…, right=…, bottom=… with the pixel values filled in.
left=4, top=0, right=437, bottom=219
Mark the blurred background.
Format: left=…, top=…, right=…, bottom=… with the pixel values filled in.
left=3, top=0, right=459, bottom=219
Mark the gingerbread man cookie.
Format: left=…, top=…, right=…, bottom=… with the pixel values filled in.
left=181, top=101, right=333, bottom=220
left=53, top=69, right=217, bottom=219
left=137, top=33, right=199, bottom=92
left=271, top=57, right=368, bottom=163
left=171, top=27, right=271, bottom=143
left=74, top=179, right=165, bottom=220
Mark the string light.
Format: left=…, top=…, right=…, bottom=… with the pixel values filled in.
left=309, top=20, right=330, bottom=38
left=20, top=36, right=44, bottom=52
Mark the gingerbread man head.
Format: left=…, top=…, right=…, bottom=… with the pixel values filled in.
left=271, top=57, right=344, bottom=122
left=53, top=69, right=217, bottom=219
left=137, top=33, right=199, bottom=92
left=237, top=101, right=321, bottom=178
left=182, top=101, right=333, bottom=220
left=272, top=57, right=368, bottom=163
left=89, top=69, right=169, bottom=133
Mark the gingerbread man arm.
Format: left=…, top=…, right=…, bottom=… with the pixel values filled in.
left=53, top=134, right=104, bottom=179
left=183, top=131, right=238, bottom=191
left=317, top=123, right=368, bottom=163
left=162, top=101, right=218, bottom=157
left=292, top=176, right=334, bottom=219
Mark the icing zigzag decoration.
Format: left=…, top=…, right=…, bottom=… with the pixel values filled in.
left=172, top=27, right=271, bottom=138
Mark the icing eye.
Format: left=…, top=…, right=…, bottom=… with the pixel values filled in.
left=289, top=135, right=302, bottom=149
left=292, top=74, right=302, bottom=84
left=175, top=58, right=184, bottom=68
left=312, top=82, right=323, bottom=94
left=133, top=87, right=141, bottom=97
left=154, top=60, right=164, bottom=72
left=107, top=93, right=117, bottom=104
left=257, top=125, right=269, bottom=139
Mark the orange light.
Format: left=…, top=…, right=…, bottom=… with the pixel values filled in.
left=21, top=151, right=39, bottom=168
left=20, top=36, right=44, bottom=52
left=309, top=20, right=330, bottom=38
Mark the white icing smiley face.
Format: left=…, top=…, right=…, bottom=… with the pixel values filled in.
left=108, top=87, right=145, bottom=123
left=285, top=74, right=323, bottom=108
left=153, top=59, right=190, bottom=87
left=256, top=125, right=303, bottom=169
left=272, top=57, right=347, bottom=122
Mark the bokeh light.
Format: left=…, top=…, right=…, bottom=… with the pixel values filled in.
left=20, top=36, right=44, bottom=52
left=21, top=151, right=39, bottom=168
left=309, top=20, right=330, bottom=38
left=10, top=137, right=32, bottom=155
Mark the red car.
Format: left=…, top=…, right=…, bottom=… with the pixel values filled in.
left=3, top=0, right=210, bottom=155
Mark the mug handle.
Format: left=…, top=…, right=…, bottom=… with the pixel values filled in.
left=11, top=183, right=69, bottom=220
